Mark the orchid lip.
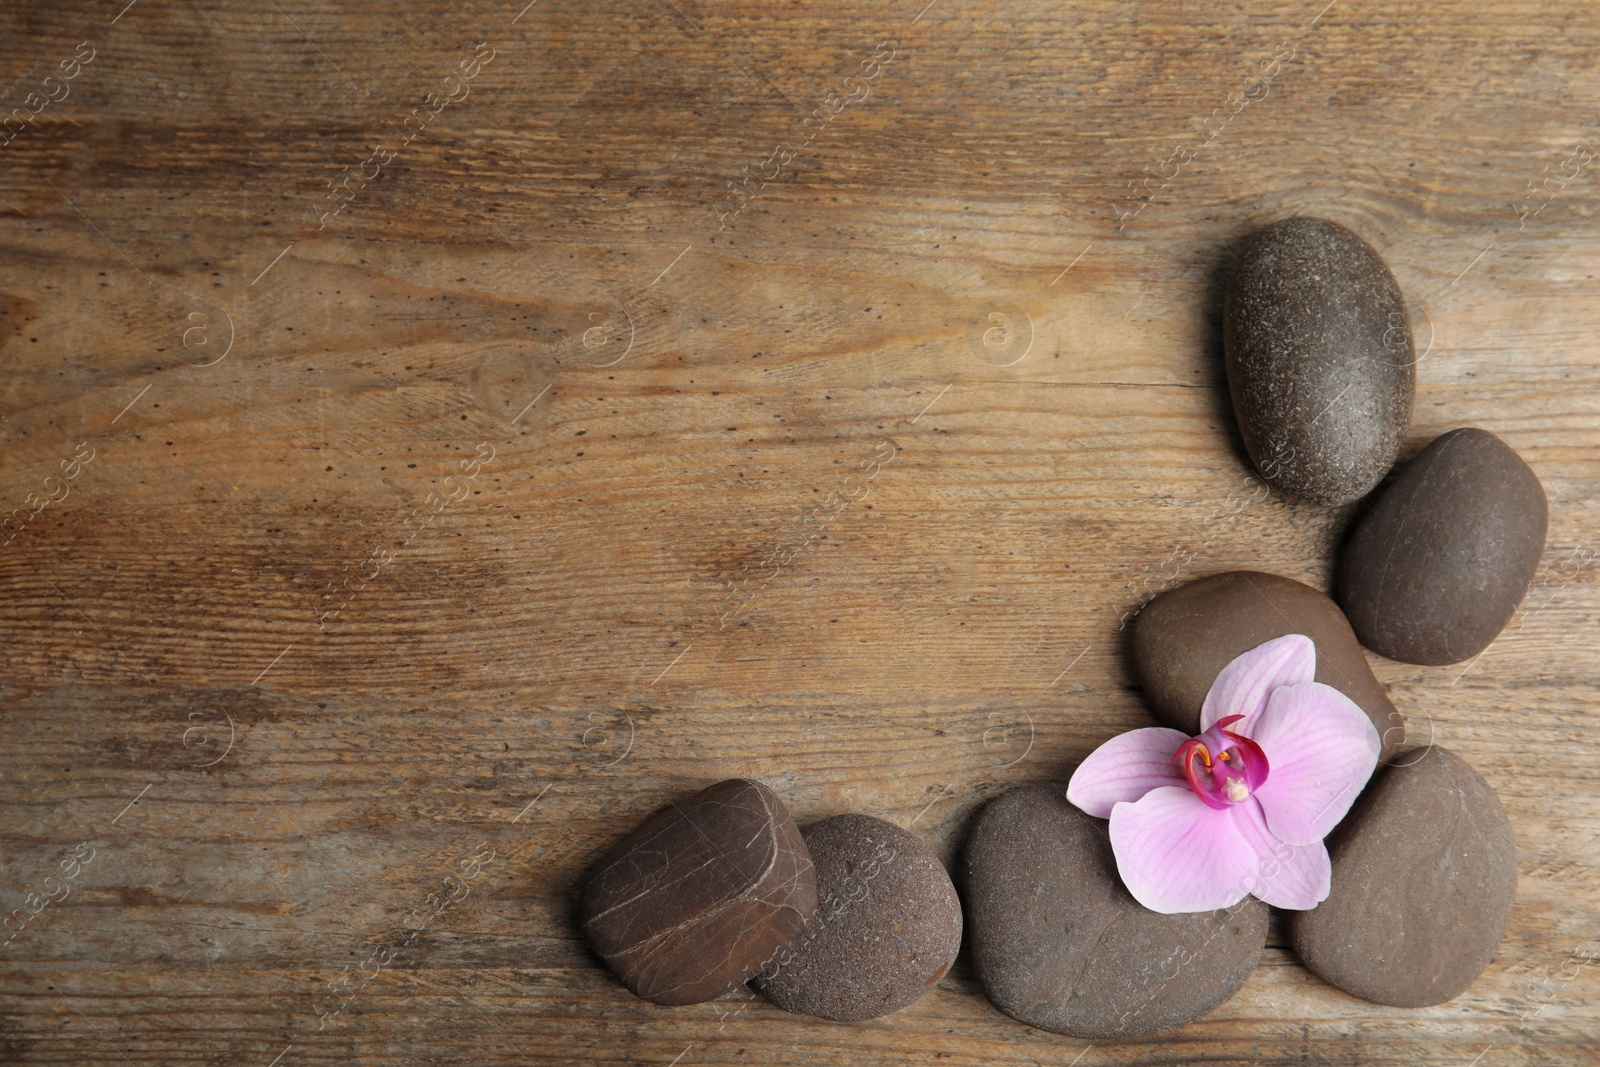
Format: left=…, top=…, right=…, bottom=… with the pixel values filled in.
left=1171, top=715, right=1270, bottom=810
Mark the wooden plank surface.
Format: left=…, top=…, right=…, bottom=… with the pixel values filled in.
left=1, top=0, right=1597, bottom=1063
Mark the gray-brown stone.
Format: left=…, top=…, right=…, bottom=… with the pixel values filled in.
left=1290, top=746, right=1518, bottom=1007
left=1225, top=216, right=1415, bottom=505
left=580, top=778, right=818, bottom=1006
left=753, top=814, right=961, bottom=1021
left=965, top=783, right=1267, bottom=1038
left=1133, top=570, right=1405, bottom=761
left=1339, top=427, right=1548, bottom=665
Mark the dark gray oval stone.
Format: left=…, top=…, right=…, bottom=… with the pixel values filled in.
left=753, top=814, right=961, bottom=1021
left=1338, top=427, right=1548, bottom=665
left=1133, top=570, right=1405, bottom=761
left=965, top=783, right=1267, bottom=1038
left=580, top=778, right=818, bottom=1005
left=1290, top=746, right=1517, bottom=1006
left=1225, top=216, right=1415, bottom=505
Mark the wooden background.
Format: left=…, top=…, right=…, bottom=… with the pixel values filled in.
left=0, top=0, right=1596, bottom=1063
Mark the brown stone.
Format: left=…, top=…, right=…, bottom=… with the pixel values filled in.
left=965, top=783, right=1268, bottom=1038
left=1132, top=570, right=1405, bottom=761
left=1225, top=216, right=1416, bottom=505
left=1338, top=427, right=1548, bottom=665
left=1290, top=746, right=1518, bottom=1007
left=753, top=814, right=961, bottom=1021
left=579, top=778, right=817, bottom=1006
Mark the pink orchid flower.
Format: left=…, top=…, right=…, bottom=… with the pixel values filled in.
left=1066, top=634, right=1380, bottom=914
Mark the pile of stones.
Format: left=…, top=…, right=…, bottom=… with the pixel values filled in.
left=578, top=217, right=1541, bottom=1035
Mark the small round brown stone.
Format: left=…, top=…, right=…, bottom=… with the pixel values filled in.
left=1290, top=746, right=1518, bottom=1007
left=1132, top=570, right=1405, bottom=761
left=965, top=783, right=1267, bottom=1038
left=1338, top=427, right=1548, bottom=665
left=580, top=778, right=818, bottom=1006
left=753, top=814, right=961, bottom=1021
left=1225, top=216, right=1416, bottom=505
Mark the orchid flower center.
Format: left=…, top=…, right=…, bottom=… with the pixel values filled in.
left=1171, top=714, right=1271, bottom=811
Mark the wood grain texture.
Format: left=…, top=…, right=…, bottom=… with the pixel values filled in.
left=1, top=0, right=1597, bottom=1063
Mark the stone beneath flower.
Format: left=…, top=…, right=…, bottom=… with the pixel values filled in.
left=1131, top=571, right=1406, bottom=761
left=1066, top=634, right=1381, bottom=914
left=1289, top=746, right=1518, bottom=1006
left=965, top=784, right=1269, bottom=1037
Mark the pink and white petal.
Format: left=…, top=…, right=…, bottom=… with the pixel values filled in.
left=1199, top=634, right=1316, bottom=734
left=1230, top=797, right=1332, bottom=910
left=1107, top=786, right=1260, bottom=914
left=1066, top=728, right=1189, bottom=818
left=1250, top=681, right=1381, bottom=846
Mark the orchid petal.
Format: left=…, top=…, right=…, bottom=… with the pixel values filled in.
left=1249, top=681, right=1381, bottom=846
left=1229, top=797, right=1332, bottom=910
left=1066, top=727, right=1188, bottom=818
left=1107, top=786, right=1258, bottom=913
left=1199, top=633, right=1316, bottom=735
